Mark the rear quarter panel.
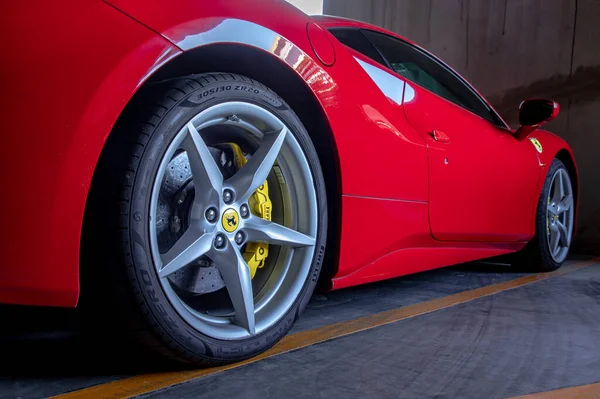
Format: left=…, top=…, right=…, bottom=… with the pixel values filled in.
left=107, top=0, right=430, bottom=201
left=109, top=0, right=438, bottom=284
left=0, top=0, right=179, bottom=306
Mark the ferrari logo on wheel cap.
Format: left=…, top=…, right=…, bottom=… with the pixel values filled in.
left=222, top=208, right=239, bottom=233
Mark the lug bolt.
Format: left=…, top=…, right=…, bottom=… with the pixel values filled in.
left=214, top=234, right=226, bottom=249
left=205, top=208, right=217, bottom=222
left=223, top=189, right=234, bottom=204
left=240, top=204, right=249, bottom=218
left=176, top=191, right=186, bottom=205
left=235, top=231, right=245, bottom=245
left=171, top=216, right=181, bottom=234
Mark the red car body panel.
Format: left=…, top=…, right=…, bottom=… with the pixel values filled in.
left=0, top=1, right=577, bottom=307
left=403, top=82, right=541, bottom=242
left=0, top=1, right=180, bottom=307
left=332, top=196, right=524, bottom=289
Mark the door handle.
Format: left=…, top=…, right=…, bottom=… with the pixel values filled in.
left=429, top=129, right=450, bottom=143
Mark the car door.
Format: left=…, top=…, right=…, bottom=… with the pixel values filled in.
left=362, top=30, right=541, bottom=243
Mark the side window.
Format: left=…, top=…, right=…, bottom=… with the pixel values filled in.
left=327, top=28, right=387, bottom=67
left=362, top=30, right=502, bottom=126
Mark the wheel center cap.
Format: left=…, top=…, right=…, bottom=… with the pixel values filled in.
left=222, top=208, right=239, bottom=233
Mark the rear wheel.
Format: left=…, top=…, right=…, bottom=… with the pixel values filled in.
left=84, top=73, right=327, bottom=365
left=513, top=159, right=575, bottom=272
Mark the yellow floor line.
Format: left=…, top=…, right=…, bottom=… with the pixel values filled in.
left=508, top=382, right=600, bottom=398
left=52, top=258, right=599, bottom=399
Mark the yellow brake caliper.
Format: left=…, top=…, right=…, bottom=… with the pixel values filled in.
left=229, top=143, right=272, bottom=278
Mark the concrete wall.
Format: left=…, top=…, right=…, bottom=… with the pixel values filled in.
left=324, top=0, right=600, bottom=252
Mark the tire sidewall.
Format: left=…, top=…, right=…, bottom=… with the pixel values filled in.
left=128, top=76, right=327, bottom=362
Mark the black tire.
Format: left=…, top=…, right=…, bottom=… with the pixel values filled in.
left=511, top=159, right=573, bottom=272
left=82, top=73, right=328, bottom=366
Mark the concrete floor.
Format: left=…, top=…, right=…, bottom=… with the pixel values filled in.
left=1, top=258, right=599, bottom=398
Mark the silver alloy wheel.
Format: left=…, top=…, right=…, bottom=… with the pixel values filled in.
left=149, top=101, right=318, bottom=340
left=546, top=168, right=574, bottom=263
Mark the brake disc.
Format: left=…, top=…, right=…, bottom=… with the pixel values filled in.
left=158, top=150, right=228, bottom=295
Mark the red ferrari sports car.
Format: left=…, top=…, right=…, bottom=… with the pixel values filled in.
left=2, top=0, right=577, bottom=365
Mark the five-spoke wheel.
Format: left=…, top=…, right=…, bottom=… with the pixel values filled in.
left=87, top=73, right=327, bottom=365
left=150, top=102, right=318, bottom=339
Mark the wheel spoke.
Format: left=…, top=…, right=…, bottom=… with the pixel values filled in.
left=552, top=171, right=565, bottom=203
left=159, top=228, right=213, bottom=278
left=209, top=244, right=255, bottom=334
left=549, top=223, right=561, bottom=255
left=556, top=221, right=569, bottom=247
left=226, top=127, right=287, bottom=202
left=558, top=194, right=573, bottom=214
left=182, top=123, right=223, bottom=206
left=245, top=216, right=315, bottom=247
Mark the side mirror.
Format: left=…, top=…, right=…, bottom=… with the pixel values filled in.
left=514, top=99, right=559, bottom=140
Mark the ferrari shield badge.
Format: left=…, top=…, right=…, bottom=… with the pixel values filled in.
left=529, top=137, right=543, bottom=153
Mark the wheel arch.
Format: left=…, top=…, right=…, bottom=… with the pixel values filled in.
left=85, top=42, right=342, bottom=291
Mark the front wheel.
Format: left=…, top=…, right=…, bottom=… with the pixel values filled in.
left=515, top=159, right=575, bottom=272
left=84, top=73, right=328, bottom=366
